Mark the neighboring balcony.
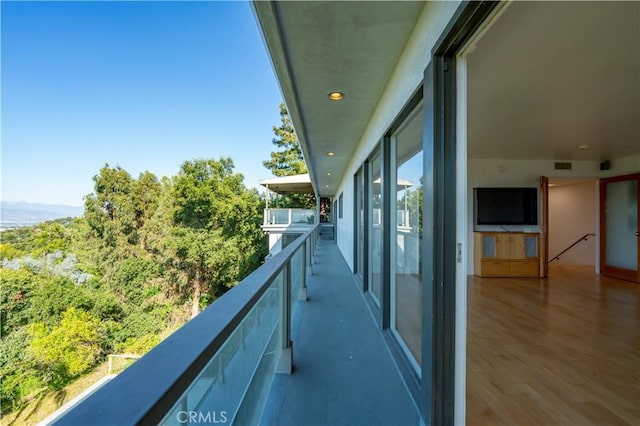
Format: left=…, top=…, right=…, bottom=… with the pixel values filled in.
left=373, top=208, right=413, bottom=231
left=262, top=209, right=318, bottom=258
left=55, top=226, right=418, bottom=426
left=263, top=208, right=316, bottom=229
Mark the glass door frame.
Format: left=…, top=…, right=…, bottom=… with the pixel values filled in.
left=367, top=145, right=383, bottom=308
left=389, top=102, right=425, bottom=375
left=354, top=166, right=366, bottom=285
left=599, top=173, right=640, bottom=283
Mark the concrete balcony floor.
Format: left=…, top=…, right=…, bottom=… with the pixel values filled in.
left=261, top=240, right=420, bottom=426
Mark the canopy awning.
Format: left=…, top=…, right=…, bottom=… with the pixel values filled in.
left=259, top=174, right=315, bottom=195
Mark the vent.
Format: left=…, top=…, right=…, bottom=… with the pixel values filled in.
left=554, top=162, right=572, bottom=170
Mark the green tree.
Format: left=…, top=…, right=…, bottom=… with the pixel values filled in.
left=28, top=275, right=94, bottom=326
left=143, top=176, right=176, bottom=257
left=404, top=180, right=423, bottom=238
left=84, top=166, right=163, bottom=266
left=107, top=258, right=161, bottom=306
left=32, top=221, right=73, bottom=256
left=0, top=269, right=36, bottom=336
left=0, top=157, right=271, bottom=412
left=84, top=165, right=136, bottom=247
left=263, top=103, right=316, bottom=209
left=168, top=158, right=267, bottom=317
left=263, top=103, right=307, bottom=176
left=131, top=171, right=162, bottom=250
left=0, top=227, right=37, bottom=252
left=29, top=308, right=104, bottom=386
left=0, top=243, right=23, bottom=260
left=0, top=328, right=40, bottom=411
left=0, top=218, right=74, bottom=255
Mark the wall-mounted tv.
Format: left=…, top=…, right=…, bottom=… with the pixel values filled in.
left=474, top=187, right=538, bottom=226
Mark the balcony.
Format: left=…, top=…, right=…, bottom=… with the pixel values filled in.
left=263, top=208, right=316, bottom=228
left=55, top=226, right=419, bottom=426
left=262, top=209, right=318, bottom=257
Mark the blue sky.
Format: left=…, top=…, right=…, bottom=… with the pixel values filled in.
left=1, top=1, right=283, bottom=206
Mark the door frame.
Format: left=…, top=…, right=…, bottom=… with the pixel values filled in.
left=540, top=176, right=549, bottom=277
left=599, top=172, right=640, bottom=283
left=421, top=2, right=500, bottom=424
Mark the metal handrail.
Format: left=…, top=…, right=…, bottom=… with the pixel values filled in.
left=549, top=233, right=595, bottom=263
left=56, top=224, right=320, bottom=426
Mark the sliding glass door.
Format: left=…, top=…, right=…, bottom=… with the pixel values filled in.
left=391, top=103, right=424, bottom=369
left=368, top=150, right=383, bottom=305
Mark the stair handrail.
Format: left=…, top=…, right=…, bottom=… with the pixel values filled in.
left=549, top=233, right=595, bottom=263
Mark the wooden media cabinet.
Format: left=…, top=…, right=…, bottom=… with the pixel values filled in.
left=473, top=232, right=540, bottom=277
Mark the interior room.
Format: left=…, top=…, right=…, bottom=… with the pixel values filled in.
left=547, top=179, right=598, bottom=269
left=463, top=1, right=639, bottom=423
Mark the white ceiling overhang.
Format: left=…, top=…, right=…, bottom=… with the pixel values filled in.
left=259, top=173, right=314, bottom=194
left=252, top=1, right=425, bottom=196
left=252, top=1, right=639, bottom=194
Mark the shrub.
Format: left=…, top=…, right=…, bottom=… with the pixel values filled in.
left=28, top=308, right=104, bottom=386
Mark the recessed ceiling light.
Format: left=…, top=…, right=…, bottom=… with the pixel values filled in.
left=327, top=152, right=335, bottom=157
left=326, top=172, right=332, bottom=176
left=578, top=145, right=589, bottom=150
left=328, top=92, right=345, bottom=101
left=325, top=184, right=329, bottom=188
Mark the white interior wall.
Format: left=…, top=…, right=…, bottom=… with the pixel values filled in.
left=548, top=180, right=597, bottom=266
left=604, top=154, right=640, bottom=176
left=334, top=0, right=462, bottom=270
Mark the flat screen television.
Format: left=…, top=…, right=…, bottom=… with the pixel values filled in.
left=474, top=187, right=538, bottom=226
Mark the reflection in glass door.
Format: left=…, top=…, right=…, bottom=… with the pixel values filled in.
left=391, top=104, right=423, bottom=370
left=601, top=173, right=640, bottom=282
left=368, top=151, right=382, bottom=305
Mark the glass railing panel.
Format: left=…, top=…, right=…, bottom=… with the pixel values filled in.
left=397, top=209, right=409, bottom=228
left=160, top=272, right=283, bottom=426
left=265, top=209, right=315, bottom=225
left=55, top=225, right=320, bottom=426
left=291, top=209, right=315, bottom=224
left=268, top=209, right=290, bottom=225
left=290, top=249, right=302, bottom=313
left=373, top=208, right=381, bottom=226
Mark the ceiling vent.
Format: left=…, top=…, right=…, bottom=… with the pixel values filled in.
left=554, top=162, right=572, bottom=170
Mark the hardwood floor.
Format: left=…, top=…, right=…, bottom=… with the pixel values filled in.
left=467, top=266, right=640, bottom=425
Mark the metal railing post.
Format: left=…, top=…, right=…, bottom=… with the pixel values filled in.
left=299, top=244, right=308, bottom=301
left=277, top=262, right=293, bottom=374
left=288, top=209, right=292, bottom=225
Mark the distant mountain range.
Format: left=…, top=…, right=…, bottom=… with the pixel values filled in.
left=0, top=201, right=84, bottom=229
